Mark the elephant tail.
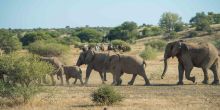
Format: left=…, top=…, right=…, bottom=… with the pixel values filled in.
left=143, top=60, right=147, bottom=68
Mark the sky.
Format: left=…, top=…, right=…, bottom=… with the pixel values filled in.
left=0, top=0, right=220, bottom=29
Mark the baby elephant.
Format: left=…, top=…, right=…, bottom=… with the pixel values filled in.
left=62, top=65, right=84, bottom=85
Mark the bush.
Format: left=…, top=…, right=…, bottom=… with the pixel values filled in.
left=20, top=32, right=53, bottom=46
left=0, top=53, right=54, bottom=103
left=28, top=40, right=70, bottom=57
left=60, top=36, right=81, bottom=45
left=188, top=31, right=198, bottom=38
left=91, top=85, right=123, bottom=105
left=139, top=46, right=158, bottom=60
left=0, top=29, right=22, bottom=53
left=165, top=31, right=180, bottom=39
left=144, top=40, right=167, bottom=51
left=111, top=40, right=131, bottom=52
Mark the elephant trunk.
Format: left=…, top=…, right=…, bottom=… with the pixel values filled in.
left=161, top=58, right=168, bottom=79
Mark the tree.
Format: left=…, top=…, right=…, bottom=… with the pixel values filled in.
left=0, top=29, right=22, bottom=53
left=159, top=12, right=183, bottom=32
left=190, top=12, right=211, bottom=31
left=208, top=12, right=220, bottom=24
left=20, top=31, right=53, bottom=46
left=106, top=21, right=138, bottom=41
left=77, top=28, right=103, bottom=43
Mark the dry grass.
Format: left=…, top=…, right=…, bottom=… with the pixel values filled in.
left=1, top=37, right=220, bottom=110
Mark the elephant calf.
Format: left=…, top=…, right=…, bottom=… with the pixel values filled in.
left=105, top=54, right=150, bottom=86
left=63, top=65, right=84, bottom=85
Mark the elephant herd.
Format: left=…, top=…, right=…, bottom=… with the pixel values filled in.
left=1, top=40, right=219, bottom=86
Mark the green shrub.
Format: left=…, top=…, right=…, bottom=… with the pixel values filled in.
left=0, top=53, right=53, bottom=103
left=60, top=36, right=81, bottom=45
left=91, top=85, right=123, bottom=105
left=144, top=40, right=167, bottom=51
left=111, top=40, right=131, bottom=52
left=0, top=33, right=22, bottom=53
left=188, top=31, right=198, bottom=38
left=166, top=31, right=180, bottom=39
left=28, top=40, right=70, bottom=57
left=139, top=46, right=158, bottom=60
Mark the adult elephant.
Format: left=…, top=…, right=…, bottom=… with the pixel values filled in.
left=40, top=57, right=64, bottom=86
left=104, top=54, right=150, bottom=86
left=76, top=49, right=111, bottom=85
left=161, top=40, right=219, bottom=85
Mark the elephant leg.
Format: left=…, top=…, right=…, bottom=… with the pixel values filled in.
left=202, top=68, right=209, bottom=84
left=128, top=74, right=137, bottom=85
left=185, top=67, right=195, bottom=83
left=66, top=75, right=70, bottom=85
left=59, top=74, right=64, bottom=86
left=79, top=77, right=84, bottom=85
left=114, top=68, right=122, bottom=86
left=73, top=78, right=77, bottom=84
left=210, top=61, right=219, bottom=85
left=111, top=72, right=117, bottom=85
left=177, top=63, right=184, bottom=85
left=85, top=67, right=92, bottom=85
left=98, top=72, right=105, bottom=84
left=50, top=74, right=55, bottom=86
left=139, top=72, right=150, bottom=86
left=103, top=72, right=107, bottom=81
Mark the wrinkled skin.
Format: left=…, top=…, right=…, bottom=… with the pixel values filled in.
left=63, top=65, right=84, bottom=85
left=40, top=57, right=64, bottom=86
left=105, top=54, right=150, bottom=86
left=161, top=40, right=219, bottom=85
left=76, top=49, right=111, bottom=85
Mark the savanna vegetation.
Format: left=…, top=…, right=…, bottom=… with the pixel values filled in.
left=0, top=11, right=220, bottom=110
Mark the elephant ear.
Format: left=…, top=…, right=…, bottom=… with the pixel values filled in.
left=85, top=50, right=95, bottom=64
left=109, top=54, right=120, bottom=64
left=179, top=42, right=190, bottom=53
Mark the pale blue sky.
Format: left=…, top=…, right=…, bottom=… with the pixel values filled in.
left=0, top=0, right=220, bottom=29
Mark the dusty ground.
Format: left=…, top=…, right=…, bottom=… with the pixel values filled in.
left=1, top=37, right=220, bottom=110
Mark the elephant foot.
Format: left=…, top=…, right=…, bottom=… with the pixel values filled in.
left=177, top=81, right=184, bottom=85
left=117, top=80, right=122, bottom=86
left=128, top=81, right=134, bottom=85
left=144, top=82, right=151, bottom=86
left=202, top=80, right=208, bottom=84
left=111, top=81, right=117, bottom=86
left=212, top=80, right=219, bottom=85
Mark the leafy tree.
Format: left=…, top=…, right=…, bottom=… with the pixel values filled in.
left=208, top=12, right=220, bottom=24
left=77, top=28, right=103, bottom=43
left=106, top=21, right=138, bottom=41
left=0, top=29, right=22, bottom=53
left=141, top=26, right=163, bottom=37
left=190, top=12, right=211, bottom=31
left=20, top=31, right=53, bottom=46
left=0, top=53, right=54, bottom=103
left=159, top=12, right=184, bottom=32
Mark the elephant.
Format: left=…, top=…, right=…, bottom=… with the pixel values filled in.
left=104, top=54, right=150, bottom=86
left=40, top=57, right=64, bottom=86
left=62, top=65, right=84, bottom=85
left=161, top=40, right=219, bottom=85
left=76, top=49, right=111, bottom=85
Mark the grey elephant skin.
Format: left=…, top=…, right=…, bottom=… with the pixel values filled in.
left=161, top=40, right=219, bottom=85
left=105, top=54, right=150, bottom=86
left=76, top=49, right=110, bottom=85
left=62, top=65, right=84, bottom=85
left=40, top=57, right=64, bottom=86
